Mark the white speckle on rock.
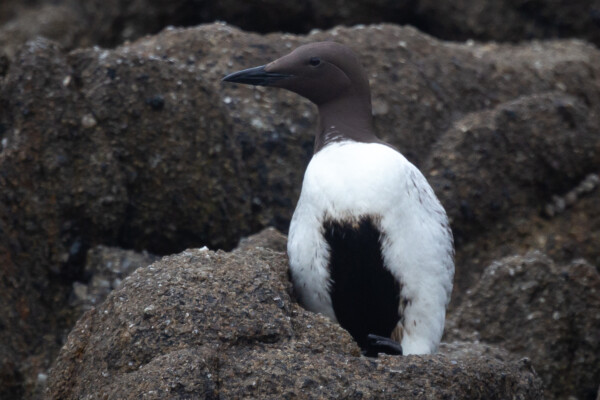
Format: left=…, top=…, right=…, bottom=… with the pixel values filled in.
left=372, top=99, right=389, bottom=116
left=251, top=118, right=266, bottom=129
left=81, top=114, right=97, bottom=129
left=223, top=96, right=232, bottom=104
left=72, top=281, right=88, bottom=301
left=37, top=373, right=48, bottom=383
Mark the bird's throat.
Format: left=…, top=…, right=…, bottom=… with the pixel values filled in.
left=315, top=95, right=377, bottom=153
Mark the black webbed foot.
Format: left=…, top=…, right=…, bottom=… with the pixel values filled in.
left=363, top=334, right=403, bottom=357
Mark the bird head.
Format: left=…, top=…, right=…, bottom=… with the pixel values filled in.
left=222, top=41, right=370, bottom=106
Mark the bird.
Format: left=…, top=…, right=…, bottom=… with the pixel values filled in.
left=223, top=41, right=454, bottom=356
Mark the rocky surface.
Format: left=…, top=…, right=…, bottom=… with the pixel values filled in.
left=1, top=20, right=600, bottom=400
left=69, top=246, right=159, bottom=314
left=46, top=229, right=544, bottom=399
left=236, top=226, right=288, bottom=253
left=452, top=174, right=600, bottom=295
left=446, top=252, right=600, bottom=399
left=416, top=0, right=600, bottom=46
left=1, top=0, right=600, bottom=57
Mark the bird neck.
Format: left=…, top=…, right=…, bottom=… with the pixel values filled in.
left=315, top=94, right=377, bottom=153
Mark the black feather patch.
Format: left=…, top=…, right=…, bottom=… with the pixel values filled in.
left=323, top=216, right=401, bottom=352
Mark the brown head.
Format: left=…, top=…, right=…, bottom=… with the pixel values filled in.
left=223, top=42, right=382, bottom=152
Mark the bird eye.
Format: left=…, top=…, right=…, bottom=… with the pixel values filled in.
left=309, top=57, right=321, bottom=67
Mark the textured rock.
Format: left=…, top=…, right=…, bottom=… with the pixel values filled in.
left=446, top=252, right=600, bottom=400
left=2, top=22, right=600, bottom=399
left=424, top=87, right=600, bottom=291
left=0, top=4, right=82, bottom=59
left=451, top=175, right=600, bottom=295
left=428, top=92, right=600, bottom=242
left=1, top=0, right=600, bottom=56
left=69, top=246, right=159, bottom=314
left=236, top=226, right=288, bottom=253
left=47, top=229, right=543, bottom=399
left=416, top=0, right=600, bottom=46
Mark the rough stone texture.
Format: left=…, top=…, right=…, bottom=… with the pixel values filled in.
left=416, top=0, right=600, bottom=46
left=236, top=226, right=288, bottom=253
left=0, top=4, right=82, bottom=60
left=427, top=92, right=600, bottom=242
left=451, top=175, right=600, bottom=296
left=446, top=252, right=600, bottom=400
left=46, top=229, right=543, bottom=399
left=423, top=79, right=600, bottom=290
left=1, top=0, right=600, bottom=57
left=2, top=22, right=600, bottom=399
left=69, top=246, right=159, bottom=314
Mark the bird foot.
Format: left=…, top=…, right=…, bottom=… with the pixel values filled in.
left=364, top=334, right=403, bottom=357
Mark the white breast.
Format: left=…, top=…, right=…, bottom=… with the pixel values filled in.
left=287, top=141, right=454, bottom=355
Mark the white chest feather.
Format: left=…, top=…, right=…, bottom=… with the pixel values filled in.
left=287, top=141, right=454, bottom=355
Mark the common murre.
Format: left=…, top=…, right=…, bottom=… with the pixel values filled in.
left=223, top=42, right=454, bottom=356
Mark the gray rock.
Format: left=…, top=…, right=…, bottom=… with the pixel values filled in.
left=1, top=0, right=600, bottom=56
left=236, top=226, right=288, bottom=253
left=69, top=245, right=159, bottom=314
left=416, top=0, right=600, bottom=47
left=0, top=4, right=82, bottom=59
left=46, top=229, right=543, bottom=399
left=446, top=252, right=600, bottom=399
left=424, top=91, right=600, bottom=293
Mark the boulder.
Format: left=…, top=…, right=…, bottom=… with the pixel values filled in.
left=449, top=174, right=600, bottom=295
left=1, top=0, right=600, bottom=56
left=446, top=252, right=600, bottom=399
left=46, top=229, right=543, bottom=399
left=416, top=0, right=600, bottom=46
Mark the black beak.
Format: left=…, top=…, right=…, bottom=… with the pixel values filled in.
left=222, top=65, right=292, bottom=86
